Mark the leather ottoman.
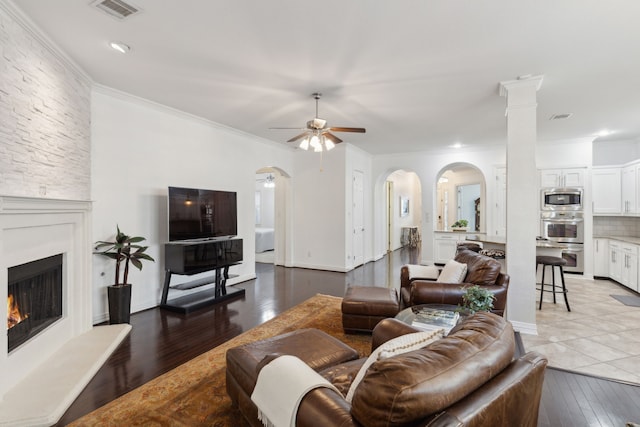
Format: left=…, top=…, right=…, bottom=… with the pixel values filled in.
left=341, top=286, right=400, bottom=333
left=226, top=328, right=360, bottom=427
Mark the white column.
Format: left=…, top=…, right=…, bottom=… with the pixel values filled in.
left=499, top=75, right=543, bottom=333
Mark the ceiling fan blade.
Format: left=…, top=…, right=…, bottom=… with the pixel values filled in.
left=323, top=132, right=343, bottom=144
left=286, top=131, right=310, bottom=143
left=328, top=127, right=366, bottom=133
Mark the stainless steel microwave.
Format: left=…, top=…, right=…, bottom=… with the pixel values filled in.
left=541, top=187, right=583, bottom=211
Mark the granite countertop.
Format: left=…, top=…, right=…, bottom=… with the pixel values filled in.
left=594, top=235, right=640, bottom=245
left=466, top=234, right=565, bottom=249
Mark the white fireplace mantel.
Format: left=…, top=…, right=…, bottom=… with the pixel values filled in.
left=0, top=196, right=130, bottom=426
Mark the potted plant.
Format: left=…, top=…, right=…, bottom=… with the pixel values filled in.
left=451, top=219, right=469, bottom=231
left=94, top=226, right=155, bottom=324
left=460, top=285, right=494, bottom=314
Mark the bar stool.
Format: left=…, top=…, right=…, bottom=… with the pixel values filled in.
left=536, top=255, right=570, bottom=311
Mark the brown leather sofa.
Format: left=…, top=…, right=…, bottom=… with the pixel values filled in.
left=226, top=312, right=547, bottom=427
left=400, top=248, right=510, bottom=316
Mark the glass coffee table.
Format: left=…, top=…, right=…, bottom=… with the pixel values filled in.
left=395, top=304, right=468, bottom=334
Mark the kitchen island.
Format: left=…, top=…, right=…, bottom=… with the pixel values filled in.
left=465, top=235, right=565, bottom=273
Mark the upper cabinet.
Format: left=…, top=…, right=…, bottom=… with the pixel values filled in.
left=593, top=167, right=622, bottom=214
left=592, top=162, right=640, bottom=216
left=539, top=168, right=585, bottom=188
left=622, top=164, right=638, bottom=214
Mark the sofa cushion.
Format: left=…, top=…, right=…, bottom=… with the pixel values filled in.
left=437, top=259, right=468, bottom=283
left=455, top=248, right=501, bottom=286
left=345, top=329, right=444, bottom=403
left=350, top=312, right=515, bottom=427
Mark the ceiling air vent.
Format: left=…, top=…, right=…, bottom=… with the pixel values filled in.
left=550, top=113, right=573, bottom=120
left=91, top=0, right=140, bottom=20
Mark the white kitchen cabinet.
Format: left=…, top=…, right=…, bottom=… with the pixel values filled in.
left=592, top=168, right=621, bottom=215
left=434, top=233, right=466, bottom=264
left=609, top=241, right=622, bottom=283
left=622, top=164, right=638, bottom=214
left=621, top=242, right=639, bottom=292
left=594, top=238, right=609, bottom=277
left=608, top=239, right=639, bottom=291
left=539, top=168, right=585, bottom=188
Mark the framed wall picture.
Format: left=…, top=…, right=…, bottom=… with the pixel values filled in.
left=400, top=196, right=409, bottom=217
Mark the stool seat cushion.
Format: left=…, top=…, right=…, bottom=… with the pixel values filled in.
left=536, top=255, right=567, bottom=266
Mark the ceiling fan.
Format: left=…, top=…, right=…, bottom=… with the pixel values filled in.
left=270, top=93, right=366, bottom=152
left=256, top=173, right=276, bottom=188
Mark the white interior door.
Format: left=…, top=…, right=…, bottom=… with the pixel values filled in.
left=353, top=170, right=365, bottom=267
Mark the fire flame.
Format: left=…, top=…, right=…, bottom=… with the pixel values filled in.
left=7, top=294, right=28, bottom=329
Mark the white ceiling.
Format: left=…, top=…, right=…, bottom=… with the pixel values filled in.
left=12, top=0, right=640, bottom=155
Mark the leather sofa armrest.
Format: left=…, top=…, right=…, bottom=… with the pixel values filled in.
left=296, top=387, right=359, bottom=427
left=371, top=318, right=421, bottom=351
left=421, top=351, right=547, bottom=427
left=408, top=280, right=509, bottom=316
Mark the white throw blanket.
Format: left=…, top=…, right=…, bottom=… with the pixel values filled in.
left=250, top=355, right=342, bottom=427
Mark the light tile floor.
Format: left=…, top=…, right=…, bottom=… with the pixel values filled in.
left=521, top=275, right=640, bottom=384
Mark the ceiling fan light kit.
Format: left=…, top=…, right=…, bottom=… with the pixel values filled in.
left=271, top=92, right=366, bottom=153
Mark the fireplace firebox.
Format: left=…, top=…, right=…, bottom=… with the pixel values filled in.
left=7, top=254, right=63, bottom=353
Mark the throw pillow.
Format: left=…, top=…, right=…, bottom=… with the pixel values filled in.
left=407, top=264, right=440, bottom=280
left=345, top=329, right=444, bottom=403
left=438, top=259, right=468, bottom=283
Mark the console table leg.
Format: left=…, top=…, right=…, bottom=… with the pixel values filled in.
left=214, top=268, right=222, bottom=298
left=220, top=265, right=230, bottom=296
left=161, top=270, right=172, bottom=304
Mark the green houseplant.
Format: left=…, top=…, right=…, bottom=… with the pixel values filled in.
left=94, top=226, right=155, bottom=324
left=451, top=219, right=469, bottom=231
left=460, top=285, right=495, bottom=314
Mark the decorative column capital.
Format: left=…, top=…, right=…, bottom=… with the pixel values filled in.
left=498, top=75, right=544, bottom=97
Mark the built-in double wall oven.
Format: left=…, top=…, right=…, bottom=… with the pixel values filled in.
left=540, top=188, right=584, bottom=273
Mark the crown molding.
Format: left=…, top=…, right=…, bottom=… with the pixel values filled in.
left=0, top=1, right=93, bottom=86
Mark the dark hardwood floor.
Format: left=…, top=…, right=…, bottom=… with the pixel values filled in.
left=55, top=248, right=640, bottom=426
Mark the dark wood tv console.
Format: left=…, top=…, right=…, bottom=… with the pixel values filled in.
left=160, top=238, right=244, bottom=313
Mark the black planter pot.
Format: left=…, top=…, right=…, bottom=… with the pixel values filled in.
left=108, top=284, right=132, bottom=324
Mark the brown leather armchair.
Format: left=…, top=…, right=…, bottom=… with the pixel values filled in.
left=227, top=312, right=547, bottom=427
left=400, top=248, right=510, bottom=316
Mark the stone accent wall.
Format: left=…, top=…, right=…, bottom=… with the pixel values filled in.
left=0, top=5, right=91, bottom=200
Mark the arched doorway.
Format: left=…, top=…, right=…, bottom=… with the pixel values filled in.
left=255, top=167, right=291, bottom=266
left=435, top=163, right=486, bottom=233
left=384, top=169, right=422, bottom=253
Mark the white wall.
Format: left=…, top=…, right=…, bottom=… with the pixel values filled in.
left=291, top=145, right=347, bottom=271
left=0, top=4, right=91, bottom=200
left=593, top=138, right=640, bottom=166
left=91, top=87, right=295, bottom=322
left=536, top=138, right=593, bottom=169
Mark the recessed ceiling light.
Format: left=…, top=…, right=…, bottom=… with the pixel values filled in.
left=109, top=41, right=130, bottom=54
left=597, top=129, right=613, bottom=137
left=452, top=142, right=463, bottom=149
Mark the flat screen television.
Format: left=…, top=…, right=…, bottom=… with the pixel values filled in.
left=168, top=186, right=238, bottom=242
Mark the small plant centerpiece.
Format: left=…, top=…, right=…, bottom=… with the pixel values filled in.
left=94, top=226, right=155, bottom=324
left=459, top=284, right=495, bottom=314
left=451, top=219, right=469, bottom=231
